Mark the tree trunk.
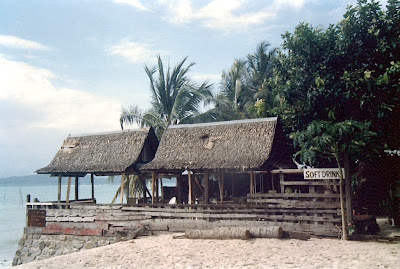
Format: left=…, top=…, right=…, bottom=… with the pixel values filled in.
left=219, top=226, right=283, bottom=239
left=185, top=227, right=250, bottom=240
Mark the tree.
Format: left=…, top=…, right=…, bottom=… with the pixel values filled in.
left=120, top=55, right=213, bottom=137
left=291, top=120, right=376, bottom=240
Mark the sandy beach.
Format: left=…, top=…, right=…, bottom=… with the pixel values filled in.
left=11, top=233, right=400, bottom=269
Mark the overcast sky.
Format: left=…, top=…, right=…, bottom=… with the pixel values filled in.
left=0, top=0, right=389, bottom=177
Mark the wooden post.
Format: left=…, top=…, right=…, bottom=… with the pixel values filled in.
left=121, top=174, right=125, bottom=204
left=141, top=176, right=146, bottom=203
left=344, top=153, right=352, bottom=224
left=279, top=173, right=284, bottom=193
left=156, top=176, right=159, bottom=203
left=177, top=176, right=181, bottom=204
left=160, top=178, right=164, bottom=203
left=74, top=177, right=79, bottom=201
left=188, top=171, right=193, bottom=204
left=204, top=171, right=209, bottom=204
left=125, top=173, right=130, bottom=200
left=231, top=173, right=235, bottom=199
left=91, top=174, right=95, bottom=200
left=250, top=170, right=254, bottom=194
left=271, top=174, right=275, bottom=191
left=152, top=171, right=156, bottom=204
left=66, top=177, right=72, bottom=204
left=58, top=176, right=62, bottom=203
left=220, top=171, right=225, bottom=204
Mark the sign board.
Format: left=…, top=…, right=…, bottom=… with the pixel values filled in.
left=304, top=168, right=345, bottom=180
left=28, top=209, right=46, bottom=227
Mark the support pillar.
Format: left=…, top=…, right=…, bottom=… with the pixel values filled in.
left=152, top=171, right=156, bottom=204
left=188, top=171, right=193, bottom=204
left=219, top=171, right=224, bottom=204
left=66, top=177, right=72, bottom=204
left=74, top=177, right=79, bottom=201
left=91, top=174, right=95, bottom=200
left=120, top=174, right=125, bottom=204
left=204, top=171, right=209, bottom=204
left=58, top=176, right=62, bottom=203
left=250, top=170, right=254, bottom=194
left=344, top=153, right=352, bottom=223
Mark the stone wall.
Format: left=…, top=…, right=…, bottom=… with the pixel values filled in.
left=13, top=233, right=116, bottom=266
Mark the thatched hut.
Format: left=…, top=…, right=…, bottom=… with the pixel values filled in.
left=142, top=117, right=294, bottom=204
left=37, top=127, right=158, bottom=203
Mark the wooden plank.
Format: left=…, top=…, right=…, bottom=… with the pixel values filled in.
left=46, top=216, right=95, bottom=222
left=271, top=169, right=304, bottom=174
left=248, top=193, right=340, bottom=198
left=282, top=181, right=340, bottom=186
left=91, top=174, right=95, bottom=200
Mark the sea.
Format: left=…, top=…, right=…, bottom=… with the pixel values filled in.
left=0, top=174, right=122, bottom=267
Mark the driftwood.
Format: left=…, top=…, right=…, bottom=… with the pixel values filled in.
left=185, top=227, right=251, bottom=240
left=125, top=225, right=149, bottom=240
left=211, top=226, right=283, bottom=239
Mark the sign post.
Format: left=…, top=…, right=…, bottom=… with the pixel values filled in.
left=304, top=168, right=345, bottom=180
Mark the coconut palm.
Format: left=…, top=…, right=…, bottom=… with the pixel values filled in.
left=108, top=174, right=146, bottom=204
left=120, top=55, right=213, bottom=137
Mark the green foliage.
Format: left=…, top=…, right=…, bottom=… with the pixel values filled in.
left=290, top=120, right=376, bottom=166
left=120, top=55, right=213, bottom=137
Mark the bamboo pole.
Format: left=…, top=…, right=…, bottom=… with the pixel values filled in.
left=58, top=176, right=62, bottom=203
left=121, top=174, right=124, bottom=204
left=74, top=177, right=79, bottom=201
left=66, top=177, right=71, bottom=204
left=204, top=171, right=209, bottom=204
left=152, top=171, right=156, bottom=204
left=188, top=171, right=193, bottom=205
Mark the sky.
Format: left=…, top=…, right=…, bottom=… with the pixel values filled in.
left=0, top=0, right=389, bottom=177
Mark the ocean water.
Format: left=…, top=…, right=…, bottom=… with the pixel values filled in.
left=0, top=179, right=121, bottom=267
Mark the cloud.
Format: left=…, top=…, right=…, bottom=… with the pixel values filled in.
left=108, top=40, right=164, bottom=64
left=158, top=0, right=312, bottom=32
left=160, top=0, right=276, bottom=32
left=0, top=35, right=52, bottom=50
left=113, top=0, right=149, bottom=11
left=0, top=54, right=121, bottom=132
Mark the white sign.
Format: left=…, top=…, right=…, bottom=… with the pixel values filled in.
left=304, top=168, right=345, bottom=180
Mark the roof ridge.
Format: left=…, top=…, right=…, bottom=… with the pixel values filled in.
left=68, top=128, right=149, bottom=138
left=168, top=117, right=278, bottom=129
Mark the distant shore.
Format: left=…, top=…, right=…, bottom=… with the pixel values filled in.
left=11, top=233, right=400, bottom=269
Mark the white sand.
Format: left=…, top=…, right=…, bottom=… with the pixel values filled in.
left=12, top=234, right=400, bottom=269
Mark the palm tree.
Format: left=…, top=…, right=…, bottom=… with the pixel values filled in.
left=120, top=55, right=213, bottom=137
left=219, top=59, right=252, bottom=119
left=108, top=174, right=146, bottom=204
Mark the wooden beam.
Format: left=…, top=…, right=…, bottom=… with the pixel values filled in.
left=91, top=174, right=94, bottom=200
left=152, top=171, right=156, bottom=204
left=66, top=177, right=72, bottom=204
left=75, top=177, right=79, bottom=200
left=344, top=153, right=352, bottom=224
left=204, top=171, right=209, bottom=204
left=188, top=171, right=193, bottom=205
left=271, top=169, right=304, bottom=174
left=126, top=174, right=130, bottom=201
left=58, top=176, right=62, bottom=203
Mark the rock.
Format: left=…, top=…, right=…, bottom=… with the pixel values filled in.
left=84, top=242, right=94, bottom=249
left=39, top=241, right=46, bottom=250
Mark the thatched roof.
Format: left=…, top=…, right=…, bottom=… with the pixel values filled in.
left=37, top=127, right=158, bottom=176
left=142, top=117, right=291, bottom=171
